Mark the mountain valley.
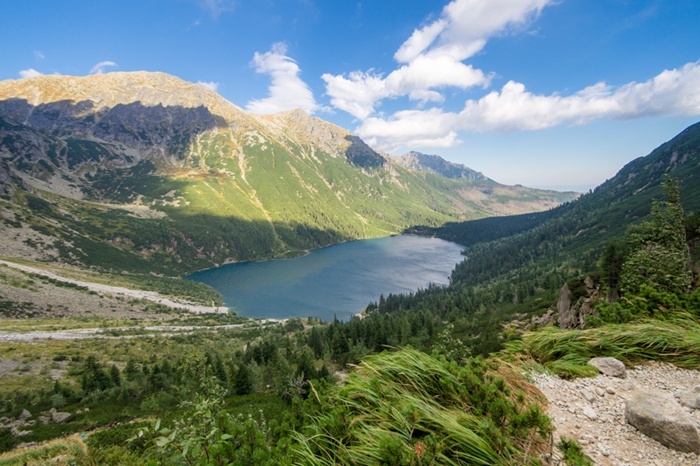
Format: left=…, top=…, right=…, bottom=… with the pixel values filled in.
left=0, top=72, right=699, bottom=465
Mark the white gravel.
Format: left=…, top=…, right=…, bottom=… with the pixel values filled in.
left=533, top=361, right=700, bottom=465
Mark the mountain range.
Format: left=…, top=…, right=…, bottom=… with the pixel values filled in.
left=0, top=71, right=576, bottom=274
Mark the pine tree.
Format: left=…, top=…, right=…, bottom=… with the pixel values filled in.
left=232, top=364, right=253, bottom=396
left=620, top=176, right=692, bottom=294
left=599, top=239, right=626, bottom=292
left=109, top=364, right=122, bottom=387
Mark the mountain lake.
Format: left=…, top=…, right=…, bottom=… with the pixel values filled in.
left=187, top=235, right=466, bottom=322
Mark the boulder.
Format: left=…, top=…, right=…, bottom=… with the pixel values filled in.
left=50, top=409, right=71, bottom=423
left=18, top=409, right=31, bottom=421
left=679, top=385, right=700, bottom=409
left=625, top=389, right=700, bottom=454
left=588, top=357, right=626, bottom=378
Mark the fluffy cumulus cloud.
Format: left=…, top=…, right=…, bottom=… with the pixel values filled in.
left=458, top=61, right=700, bottom=131
left=323, top=0, right=550, bottom=122
left=326, top=0, right=700, bottom=152
left=197, top=81, right=220, bottom=92
left=89, top=61, right=118, bottom=75
left=19, top=68, right=43, bottom=79
left=246, top=43, right=320, bottom=115
left=357, top=61, right=700, bottom=151
left=357, top=108, right=461, bottom=152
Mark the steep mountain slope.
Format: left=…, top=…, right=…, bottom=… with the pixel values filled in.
left=0, top=72, right=576, bottom=274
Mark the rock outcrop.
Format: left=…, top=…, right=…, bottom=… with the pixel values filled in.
left=625, top=389, right=700, bottom=454
left=557, top=276, right=601, bottom=329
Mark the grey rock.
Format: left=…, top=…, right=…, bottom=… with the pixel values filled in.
left=679, top=386, right=700, bottom=409
left=589, top=357, right=627, bottom=378
left=18, top=409, right=31, bottom=421
left=621, top=380, right=635, bottom=391
left=51, top=411, right=71, bottom=423
left=625, top=389, right=700, bottom=454
left=11, top=427, right=31, bottom=436
left=557, top=284, right=574, bottom=329
left=557, top=277, right=601, bottom=329
left=582, top=405, right=598, bottom=421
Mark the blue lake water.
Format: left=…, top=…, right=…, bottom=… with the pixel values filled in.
left=187, top=235, right=465, bottom=322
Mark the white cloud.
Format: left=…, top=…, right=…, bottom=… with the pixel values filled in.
left=33, top=51, right=46, bottom=60
left=89, top=61, right=118, bottom=75
left=385, top=54, right=491, bottom=97
left=322, top=56, right=491, bottom=120
left=19, top=68, right=43, bottom=79
left=394, top=19, right=447, bottom=63
left=458, top=61, right=700, bottom=132
left=436, top=0, right=551, bottom=61
left=357, top=108, right=461, bottom=152
left=324, top=0, right=553, bottom=121
left=197, top=81, right=220, bottom=92
left=199, top=0, right=236, bottom=17
left=322, top=71, right=387, bottom=120
left=324, top=0, right=700, bottom=153
left=246, top=43, right=319, bottom=115
left=357, top=61, right=700, bottom=151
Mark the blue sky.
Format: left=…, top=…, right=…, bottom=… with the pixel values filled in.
left=2, top=0, right=700, bottom=191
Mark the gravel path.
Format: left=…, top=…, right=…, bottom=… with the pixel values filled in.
left=533, top=361, right=700, bottom=465
left=0, top=323, right=251, bottom=342
left=0, top=260, right=228, bottom=315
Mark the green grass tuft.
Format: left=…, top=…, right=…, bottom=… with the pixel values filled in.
left=517, top=317, right=700, bottom=377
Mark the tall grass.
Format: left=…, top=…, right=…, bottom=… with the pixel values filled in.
left=294, top=348, right=551, bottom=465
left=513, top=316, right=700, bottom=377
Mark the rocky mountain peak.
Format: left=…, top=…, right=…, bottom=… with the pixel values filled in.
left=0, top=71, right=248, bottom=124
left=393, top=151, right=487, bottom=181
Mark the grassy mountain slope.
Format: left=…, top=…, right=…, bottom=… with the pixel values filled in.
left=0, top=72, right=576, bottom=275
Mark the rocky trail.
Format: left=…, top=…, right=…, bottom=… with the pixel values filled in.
left=0, top=259, right=228, bottom=315
left=534, top=361, right=700, bottom=465
left=0, top=323, right=252, bottom=342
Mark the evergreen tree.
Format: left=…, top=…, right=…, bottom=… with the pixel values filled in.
left=620, top=176, right=692, bottom=295
left=232, top=364, right=253, bottom=396
left=109, top=364, right=122, bottom=387
left=599, top=239, right=626, bottom=292
left=81, top=355, right=112, bottom=394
